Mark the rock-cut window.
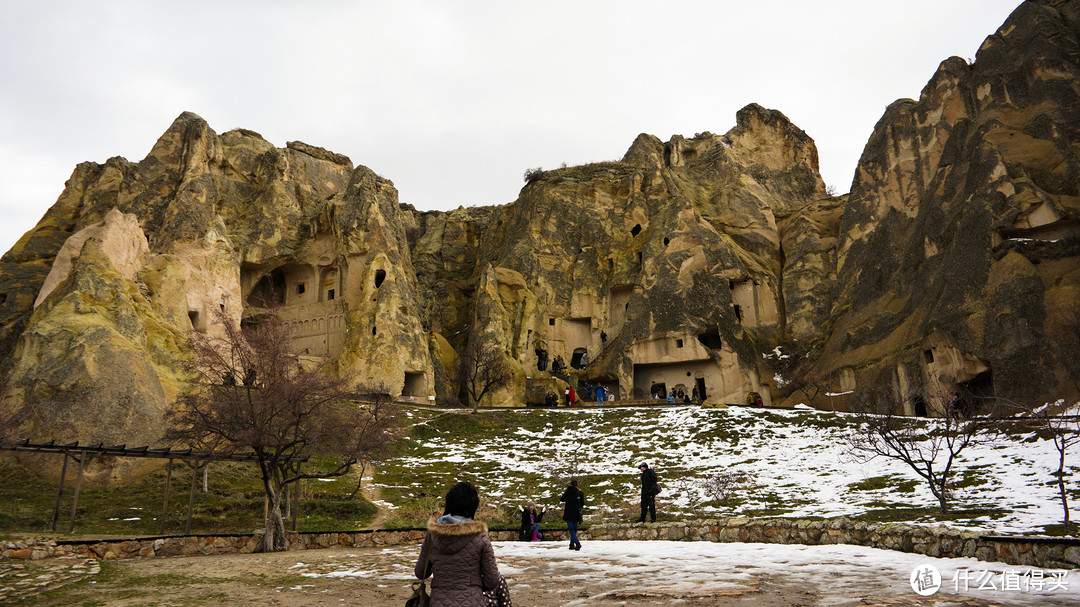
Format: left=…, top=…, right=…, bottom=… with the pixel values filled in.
left=374, top=269, right=386, bottom=288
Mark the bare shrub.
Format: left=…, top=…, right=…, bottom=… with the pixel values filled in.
left=523, top=167, right=545, bottom=184
left=701, top=470, right=750, bottom=505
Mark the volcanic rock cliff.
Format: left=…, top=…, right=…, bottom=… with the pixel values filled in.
left=1, top=0, right=1078, bottom=482
left=824, top=0, right=1080, bottom=409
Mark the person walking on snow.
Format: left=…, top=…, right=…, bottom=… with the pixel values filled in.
left=637, top=462, right=659, bottom=523
left=560, top=479, right=585, bottom=551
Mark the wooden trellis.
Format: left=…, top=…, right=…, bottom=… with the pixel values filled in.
left=1, top=439, right=307, bottom=534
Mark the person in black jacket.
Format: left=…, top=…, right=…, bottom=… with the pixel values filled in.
left=519, top=501, right=544, bottom=541
left=637, top=462, right=658, bottom=523
left=560, top=479, right=585, bottom=551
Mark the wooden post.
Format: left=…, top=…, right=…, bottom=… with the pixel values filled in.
left=51, top=453, right=70, bottom=532
left=159, top=458, right=174, bottom=535
left=67, top=450, right=87, bottom=533
left=291, top=464, right=300, bottom=531
left=185, top=461, right=199, bottom=534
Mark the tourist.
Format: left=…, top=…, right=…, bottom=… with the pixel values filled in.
left=414, top=481, right=512, bottom=606
left=637, top=462, right=659, bottom=523
left=519, top=501, right=545, bottom=541
left=567, top=386, right=577, bottom=408
left=560, top=479, right=585, bottom=551
left=595, top=383, right=605, bottom=406
left=692, top=385, right=699, bottom=402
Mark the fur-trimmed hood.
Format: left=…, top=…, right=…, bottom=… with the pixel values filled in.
left=426, top=517, right=489, bottom=555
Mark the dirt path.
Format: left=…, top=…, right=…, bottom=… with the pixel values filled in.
left=357, top=464, right=392, bottom=530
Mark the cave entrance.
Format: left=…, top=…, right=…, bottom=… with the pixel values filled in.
left=571, top=348, right=588, bottom=369
left=912, top=394, right=927, bottom=417
left=695, top=377, right=707, bottom=402
left=697, top=327, right=722, bottom=350
left=403, top=372, right=426, bottom=398
left=650, top=382, right=667, bottom=399
left=957, top=370, right=995, bottom=416
left=535, top=348, right=548, bottom=371
left=247, top=268, right=286, bottom=307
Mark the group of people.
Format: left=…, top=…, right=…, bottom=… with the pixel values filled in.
left=517, top=479, right=585, bottom=550
left=414, top=463, right=660, bottom=605
left=650, top=382, right=699, bottom=403
left=542, top=383, right=615, bottom=408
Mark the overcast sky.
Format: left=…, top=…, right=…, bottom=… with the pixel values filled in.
left=0, top=0, right=1024, bottom=255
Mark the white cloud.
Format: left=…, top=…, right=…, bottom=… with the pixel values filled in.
left=0, top=0, right=1022, bottom=254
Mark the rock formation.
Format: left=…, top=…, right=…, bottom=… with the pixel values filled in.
left=821, top=0, right=1080, bottom=412
left=1, top=0, right=1078, bottom=481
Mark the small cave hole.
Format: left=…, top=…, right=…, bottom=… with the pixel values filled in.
left=631, top=224, right=642, bottom=237
left=374, top=269, right=386, bottom=288
left=697, top=328, right=723, bottom=350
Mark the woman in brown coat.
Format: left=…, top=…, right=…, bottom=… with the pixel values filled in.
left=415, top=481, right=511, bottom=607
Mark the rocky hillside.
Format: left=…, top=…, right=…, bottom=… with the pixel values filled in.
left=1, top=1, right=1077, bottom=482
left=823, top=0, right=1080, bottom=408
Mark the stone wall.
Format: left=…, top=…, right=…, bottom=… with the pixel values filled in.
left=584, top=518, right=1080, bottom=570
left=4, top=518, right=1080, bottom=570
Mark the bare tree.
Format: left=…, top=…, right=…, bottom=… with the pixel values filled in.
left=1006, top=399, right=1080, bottom=535
left=1006, top=303, right=1080, bottom=535
left=454, top=340, right=513, bottom=412
left=166, top=310, right=399, bottom=551
left=845, top=383, right=998, bottom=515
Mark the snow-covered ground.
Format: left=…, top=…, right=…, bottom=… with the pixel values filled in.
left=493, top=540, right=1080, bottom=606
left=295, top=540, right=1080, bottom=606
left=392, top=405, right=1077, bottom=534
